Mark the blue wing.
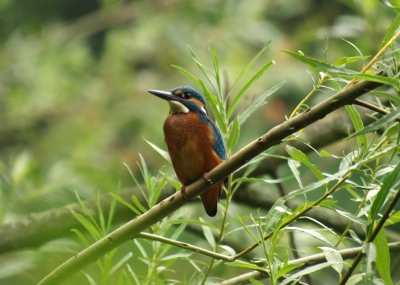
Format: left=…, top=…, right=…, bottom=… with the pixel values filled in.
left=209, top=119, right=226, bottom=160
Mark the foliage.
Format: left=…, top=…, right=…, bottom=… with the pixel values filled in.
left=1, top=1, right=400, bottom=285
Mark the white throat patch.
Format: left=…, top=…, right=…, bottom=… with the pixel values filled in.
left=168, top=101, right=190, bottom=114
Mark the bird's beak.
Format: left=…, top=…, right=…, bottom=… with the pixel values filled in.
left=148, top=90, right=177, bottom=101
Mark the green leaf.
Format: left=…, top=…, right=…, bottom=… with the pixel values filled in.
left=283, top=50, right=398, bottom=86
left=237, top=82, right=284, bottom=126
left=132, top=196, right=147, bottom=214
left=286, top=145, right=324, bottom=180
left=232, top=175, right=292, bottom=184
left=345, top=105, right=367, bottom=157
left=340, top=73, right=398, bottom=86
left=280, top=262, right=338, bottom=285
left=282, top=50, right=358, bottom=74
left=284, top=143, right=398, bottom=201
left=287, top=227, right=333, bottom=246
left=225, top=260, right=267, bottom=271
left=288, top=159, right=302, bottom=188
left=367, top=162, right=400, bottom=236
left=109, top=192, right=142, bottom=215
left=333, top=55, right=369, bottom=66
left=167, top=219, right=218, bottom=230
left=363, top=243, right=376, bottom=285
left=384, top=209, right=400, bottom=226
left=348, top=107, right=400, bottom=139
left=335, top=209, right=366, bottom=226
left=143, top=137, right=171, bottom=163
left=188, top=46, right=216, bottom=91
left=227, top=60, right=275, bottom=118
left=200, top=217, right=216, bottom=249
left=379, top=13, right=400, bottom=50
left=227, top=40, right=272, bottom=98
left=371, top=91, right=400, bottom=105
left=227, top=118, right=240, bottom=150
left=319, top=247, right=343, bottom=276
left=373, top=229, right=392, bottom=285
left=276, top=263, right=304, bottom=279
left=171, top=65, right=200, bottom=86
left=249, top=277, right=265, bottom=285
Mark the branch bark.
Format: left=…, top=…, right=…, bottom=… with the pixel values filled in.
left=37, top=68, right=391, bottom=284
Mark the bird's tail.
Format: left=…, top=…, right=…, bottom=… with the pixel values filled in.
left=200, top=181, right=223, bottom=217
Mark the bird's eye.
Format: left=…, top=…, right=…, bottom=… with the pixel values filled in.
left=184, top=92, right=191, bottom=99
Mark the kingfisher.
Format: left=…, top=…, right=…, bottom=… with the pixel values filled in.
left=148, top=86, right=226, bottom=217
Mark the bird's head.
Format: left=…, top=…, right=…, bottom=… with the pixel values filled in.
left=148, top=86, right=207, bottom=115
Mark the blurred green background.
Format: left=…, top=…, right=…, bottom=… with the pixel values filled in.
left=0, top=0, right=398, bottom=284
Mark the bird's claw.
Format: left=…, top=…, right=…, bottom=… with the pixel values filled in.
left=180, top=185, right=189, bottom=200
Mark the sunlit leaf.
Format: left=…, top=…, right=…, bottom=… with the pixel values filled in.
left=379, top=11, right=400, bottom=49
left=363, top=243, right=376, bottom=285
left=286, top=145, right=324, bottom=180
left=288, top=159, right=302, bottom=188
left=319, top=247, right=343, bottom=276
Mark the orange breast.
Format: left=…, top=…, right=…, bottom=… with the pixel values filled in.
left=163, top=112, right=222, bottom=185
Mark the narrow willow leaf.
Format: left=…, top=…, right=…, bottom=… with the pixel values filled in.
left=227, top=39, right=272, bottom=98
left=363, top=243, right=377, bottom=284
left=109, top=192, right=142, bottom=215
left=232, top=175, right=292, bottom=184
left=287, top=227, right=333, bottom=246
left=345, top=105, right=367, bottom=156
left=132, top=196, right=147, bottom=214
left=188, top=46, right=215, bottom=90
left=237, top=82, right=284, bottom=126
left=280, top=262, right=338, bottom=285
left=348, top=107, right=400, bottom=139
left=227, top=118, right=240, bottom=150
left=143, top=137, right=171, bottom=163
left=172, top=65, right=200, bottom=86
left=200, top=218, right=216, bottom=249
left=168, top=219, right=218, bottom=229
left=227, top=61, right=275, bottom=118
left=319, top=247, right=343, bottom=276
left=70, top=212, right=102, bottom=240
left=373, top=229, right=393, bottom=285
left=333, top=55, right=369, bottom=66
left=282, top=50, right=358, bottom=74
left=276, top=263, right=304, bottom=280
left=384, top=209, right=400, bottom=226
left=379, top=13, right=400, bottom=49
left=367, top=162, right=400, bottom=236
left=110, top=253, right=133, bottom=274
left=371, top=91, right=400, bottom=104
left=249, top=278, right=265, bottom=285
left=225, top=260, right=267, bottom=271
left=288, top=159, right=302, bottom=188
left=286, top=145, right=324, bottom=180
left=335, top=209, right=366, bottom=226
left=340, top=73, right=398, bottom=86
left=70, top=229, right=91, bottom=248
left=283, top=143, right=398, bottom=201
left=210, top=45, right=222, bottom=96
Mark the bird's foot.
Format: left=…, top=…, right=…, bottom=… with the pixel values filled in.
left=202, top=172, right=213, bottom=184
left=180, top=185, right=189, bottom=200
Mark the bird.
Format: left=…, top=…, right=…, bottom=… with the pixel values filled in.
left=148, top=86, right=226, bottom=216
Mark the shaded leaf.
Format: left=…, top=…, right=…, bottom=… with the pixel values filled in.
left=348, top=107, right=400, bottom=139
left=367, top=162, right=400, bottom=236
left=373, top=229, right=392, bottom=285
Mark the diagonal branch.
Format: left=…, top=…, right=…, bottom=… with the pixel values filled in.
left=37, top=65, right=394, bottom=285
